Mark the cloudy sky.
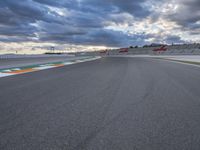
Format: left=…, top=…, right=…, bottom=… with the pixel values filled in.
left=0, top=0, right=200, bottom=54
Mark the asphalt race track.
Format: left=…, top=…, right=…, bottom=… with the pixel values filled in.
left=1, top=57, right=200, bottom=150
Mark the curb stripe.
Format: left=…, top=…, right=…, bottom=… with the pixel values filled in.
left=0, top=57, right=101, bottom=78
left=54, top=64, right=65, bottom=67
left=9, top=68, right=37, bottom=74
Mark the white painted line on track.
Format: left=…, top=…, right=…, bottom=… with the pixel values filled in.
left=112, top=55, right=200, bottom=69
left=157, top=58, right=200, bottom=69
left=0, top=73, right=12, bottom=77
left=33, top=66, right=55, bottom=70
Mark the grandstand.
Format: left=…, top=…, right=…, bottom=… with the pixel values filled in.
left=73, top=43, right=200, bottom=56
left=108, top=43, right=200, bottom=56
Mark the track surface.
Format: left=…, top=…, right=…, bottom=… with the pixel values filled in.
left=1, top=57, right=200, bottom=150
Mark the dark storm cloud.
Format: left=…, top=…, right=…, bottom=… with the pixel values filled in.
left=164, top=35, right=185, bottom=44
left=0, top=0, right=62, bottom=25
left=39, top=28, right=148, bottom=47
left=0, top=24, right=37, bottom=36
left=0, top=0, right=64, bottom=42
left=0, top=0, right=152, bottom=46
left=0, top=0, right=199, bottom=47
left=80, top=0, right=150, bottom=18
left=33, top=0, right=77, bottom=8
left=166, top=0, right=200, bottom=31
